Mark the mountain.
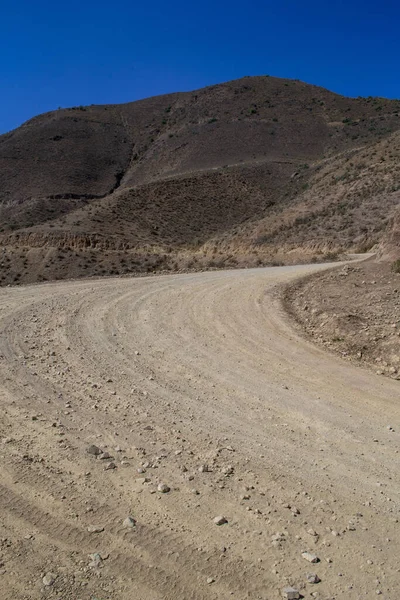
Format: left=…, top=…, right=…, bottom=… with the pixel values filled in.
left=1, top=75, right=400, bottom=284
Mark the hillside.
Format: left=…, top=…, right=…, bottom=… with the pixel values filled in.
left=1, top=75, right=400, bottom=284
left=379, top=206, right=400, bottom=260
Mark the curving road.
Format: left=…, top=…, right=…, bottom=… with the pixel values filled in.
left=0, top=264, right=399, bottom=599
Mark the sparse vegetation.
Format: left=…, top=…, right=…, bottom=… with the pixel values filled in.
left=1, top=75, right=400, bottom=285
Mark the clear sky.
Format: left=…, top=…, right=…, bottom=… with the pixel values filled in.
left=1, top=0, right=399, bottom=134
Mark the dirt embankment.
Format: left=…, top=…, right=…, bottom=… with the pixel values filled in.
left=284, top=259, right=400, bottom=379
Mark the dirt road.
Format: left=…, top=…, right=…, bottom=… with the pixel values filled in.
left=0, top=264, right=399, bottom=599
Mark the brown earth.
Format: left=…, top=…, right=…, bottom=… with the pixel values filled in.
left=284, top=258, right=400, bottom=379
left=1, top=76, right=400, bottom=285
left=379, top=206, right=400, bottom=261
left=1, top=263, right=400, bottom=600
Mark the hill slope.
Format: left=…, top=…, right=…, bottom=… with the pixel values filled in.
left=1, top=76, right=400, bottom=284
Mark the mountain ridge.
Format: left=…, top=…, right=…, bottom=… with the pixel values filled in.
left=0, top=75, right=399, bottom=285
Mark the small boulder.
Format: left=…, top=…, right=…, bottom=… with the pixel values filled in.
left=87, top=525, right=104, bottom=533
left=213, top=515, right=228, bottom=526
left=42, top=572, right=56, bottom=587
left=157, top=483, right=170, bottom=493
left=282, top=587, right=300, bottom=599
left=302, top=551, right=319, bottom=563
left=123, top=516, right=136, bottom=528
left=87, top=444, right=101, bottom=456
left=105, top=462, right=116, bottom=470
left=88, top=553, right=103, bottom=568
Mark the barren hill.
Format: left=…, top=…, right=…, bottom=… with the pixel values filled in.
left=379, top=206, right=400, bottom=260
left=1, top=76, right=400, bottom=284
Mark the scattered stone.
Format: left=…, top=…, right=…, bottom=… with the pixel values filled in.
left=206, top=577, right=215, bottom=584
left=222, top=466, right=234, bottom=475
left=213, top=515, right=228, bottom=526
left=331, top=530, right=340, bottom=537
left=306, top=573, right=321, bottom=584
left=199, top=464, right=210, bottom=473
left=99, top=451, right=112, bottom=460
left=157, top=483, right=170, bottom=493
left=302, top=552, right=319, bottom=563
left=282, top=586, right=300, bottom=599
left=87, top=525, right=104, bottom=533
left=307, top=528, right=318, bottom=537
left=88, top=553, right=103, bottom=568
left=123, top=516, right=136, bottom=528
left=105, top=462, right=116, bottom=470
left=42, top=572, right=56, bottom=587
left=87, top=444, right=101, bottom=456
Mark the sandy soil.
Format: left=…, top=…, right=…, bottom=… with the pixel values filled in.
left=0, top=264, right=399, bottom=600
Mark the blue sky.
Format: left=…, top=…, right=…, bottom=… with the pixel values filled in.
left=1, top=0, right=399, bottom=134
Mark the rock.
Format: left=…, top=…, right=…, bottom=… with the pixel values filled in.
left=87, top=444, right=101, bottom=456
left=123, top=516, right=136, bottom=528
left=87, top=525, right=104, bottom=533
left=222, top=466, right=234, bottom=475
left=206, top=577, right=215, bottom=584
left=88, top=553, right=103, bottom=568
left=306, top=573, right=321, bottom=584
left=99, top=451, right=112, bottom=459
left=302, top=551, right=319, bottom=563
left=213, top=515, right=228, bottom=526
left=282, top=587, right=300, bottom=599
left=198, top=464, right=210, bottom=473
left=157, top=483, right=170, bottom=493
left=105, top=461, right=116, bottom=470
left=42, top=572, right=56, bottom=586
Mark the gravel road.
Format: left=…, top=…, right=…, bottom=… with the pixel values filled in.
left=0, top=264, right=399, bottom=599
